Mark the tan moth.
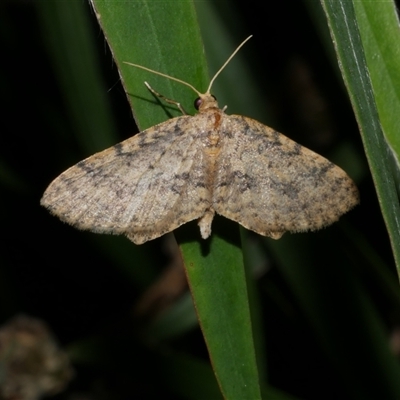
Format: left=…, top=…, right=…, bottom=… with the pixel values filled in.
left=41, top=36, right=359, bottom=245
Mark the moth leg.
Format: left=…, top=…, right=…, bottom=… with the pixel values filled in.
left=144, top=82, right=188, bottom=115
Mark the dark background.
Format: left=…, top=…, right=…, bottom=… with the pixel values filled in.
left=1, top=1, right=399, bottom=399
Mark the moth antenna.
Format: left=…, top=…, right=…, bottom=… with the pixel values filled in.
left=124, top=35, right=252, bottom=97
left=206, top=35, right=253, bottom=94
left=123, top=61, right=202, bottom=97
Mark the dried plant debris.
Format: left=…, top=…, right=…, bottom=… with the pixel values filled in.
left=0, top=315, right=73, bottom=400
left=41, top=36, right=358, bottom=245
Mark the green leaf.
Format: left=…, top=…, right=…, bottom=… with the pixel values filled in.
left=320, top=0, right=400, bottom=275
left=179, top=232, right=261, bottom=400
left=89, top=1, right=262, bottom=399
left=352, top=0, right=400, bottom=164
left=89, top=0, right=208, bottom=130
left=316, top=0, right=400, bottom=396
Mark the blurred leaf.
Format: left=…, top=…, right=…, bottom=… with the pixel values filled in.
left=37, top=0, right=118, bottom=154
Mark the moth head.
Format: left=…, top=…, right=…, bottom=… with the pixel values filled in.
left=194, top=94, right=218, bottom=111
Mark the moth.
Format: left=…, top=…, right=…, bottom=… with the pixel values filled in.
left=41, top=36, right=359, bottom=244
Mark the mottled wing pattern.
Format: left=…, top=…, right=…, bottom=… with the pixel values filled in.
left=41, top=116, right=211, bottom=244
left=213, top=115, right=359, bottom=239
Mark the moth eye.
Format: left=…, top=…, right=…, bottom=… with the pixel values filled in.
left=194, top=97, right=202, bottom=110
left=194, top=95, right=217, bottom=110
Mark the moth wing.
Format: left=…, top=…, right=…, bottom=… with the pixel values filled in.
left=213, top=115, right=359, bottom=239
left=41, top=116, right=210, bottom=244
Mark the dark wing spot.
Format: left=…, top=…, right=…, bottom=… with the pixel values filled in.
left=113, top=143, right=123, bottom=155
